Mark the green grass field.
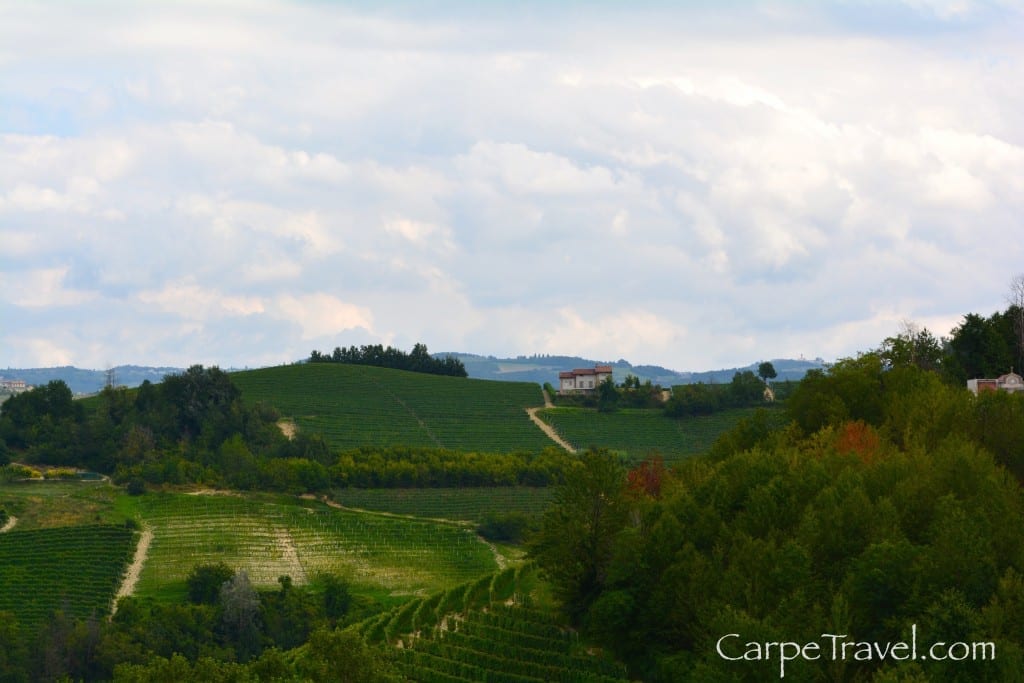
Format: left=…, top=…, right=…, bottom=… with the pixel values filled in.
left=125, top=491, right=498, bottom=602
left=232, top=363, right=555, bottom=452
left=537, top=406, right=782, bottom=462
left=0, top=479, right=125, bottom=530
left=330, top=486, right=555, bottom=522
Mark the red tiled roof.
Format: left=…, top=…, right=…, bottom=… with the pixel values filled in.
left=560, top=366, right=614, bottom=378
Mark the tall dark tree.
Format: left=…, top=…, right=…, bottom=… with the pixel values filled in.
left=946, top=312, right=1015, bottom=384
left=597, top=376, right=620, bottom=413
left=529, top=449, right=629, bottom=621
left=757, top=361, right=777, bottom=383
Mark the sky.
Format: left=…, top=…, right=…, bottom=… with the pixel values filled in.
left=2, top=0, right=1023, bottom=372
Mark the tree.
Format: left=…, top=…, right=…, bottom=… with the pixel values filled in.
left=186, top=562, right=235, bottom=605
left=757, top=361, right=777, bottom=383
left=296, top=628, right=393, bottom=682
left=597, top=376, right=619, bottom=413
left=1008, top=274, right=1024, bottom=370
left=220, top=570, right=261, bottom=662
left=729, top=370, right=765, bottom=407
left=529, top=449, right=630, bottom=621
left=878, top=320, right=944, bottom=372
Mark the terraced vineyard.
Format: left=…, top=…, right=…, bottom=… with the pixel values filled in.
left=359, top=565, right=629, bottom=683
left=129, top=492, right=498, bottom=601
left=538, top=406, right=783, bottom=462
left=232, top=364, right=554, bottom=452
left=331, top=487, right=555, bottom=522
left=396, top=605, right=628, bottom=683
left=0, top=524, right=135, bottom=628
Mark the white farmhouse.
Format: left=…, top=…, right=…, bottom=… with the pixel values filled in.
left=558, top=365, right=614, bottom=395
left=967, top=371, right=1024, bottom=395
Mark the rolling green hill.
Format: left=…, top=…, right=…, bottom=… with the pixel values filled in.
left=231, top=363, right=554, bottom=452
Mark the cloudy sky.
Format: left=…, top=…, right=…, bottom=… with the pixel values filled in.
left=2, top=1, right=1023, bottom=372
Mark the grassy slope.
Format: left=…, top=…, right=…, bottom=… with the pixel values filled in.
left=232, top=363, right=554, bottom=452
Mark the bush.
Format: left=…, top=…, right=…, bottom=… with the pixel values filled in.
left=477, top=511, right=532, bottom=544
left=186, top=562, right=236, bottom=605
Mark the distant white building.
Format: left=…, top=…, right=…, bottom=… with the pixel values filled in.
left=558, top=365, right=613, bottom=395
left=967, top=371, right=1024, bottom=395
left=0, top=378, right=27, bottom=392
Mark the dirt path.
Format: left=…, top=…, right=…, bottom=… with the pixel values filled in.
left=300, top=494, right=469, bottom=527
left=526, top=406, right=576, bottom=453
left=0, top=516, right=16, bottom=533
left=479, top=537, right=508, bottom=570
left=274, top=528, right=307, bottom=582
left=277, top=419, right=297, bottom=440
left=112, top=527, right=153, bottom=615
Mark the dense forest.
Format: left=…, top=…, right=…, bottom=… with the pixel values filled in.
left=307, top=342, right=467, bottom=377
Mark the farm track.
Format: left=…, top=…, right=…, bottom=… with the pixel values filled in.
left=113, top=527, right=153, bottom=612
left=305, top=494, right=470, bottom=527
left=527, top=407, right=576, bottom=453
left=0, top=515, right=16, bottom=533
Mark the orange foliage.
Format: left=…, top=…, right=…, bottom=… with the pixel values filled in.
left=627, top=456, right=666, bottom=498
left=834, top=420, right=881, bottom=464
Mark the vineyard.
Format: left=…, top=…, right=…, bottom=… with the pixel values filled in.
left=128, top=492, right=498, bottom=601
left=330, top=487, right=555, bottom=522
left=355, top=565, right=629, bottom=682
left=231, top=363, right=554, bottom=452
left=537, top=406, right=780, bottom=462
left=0, top=524, right=135, bottom=628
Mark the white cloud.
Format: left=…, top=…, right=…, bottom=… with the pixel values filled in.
left=1, top=2, right=1023, bottom=370
left=136, top=280, right=265, bottom=319
left=272, top=293, right=374, bottom=341
left=0, top=267, right=97, bottom=308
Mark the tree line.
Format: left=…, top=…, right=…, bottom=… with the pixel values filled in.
left=308, top=342, right=467, bottom=377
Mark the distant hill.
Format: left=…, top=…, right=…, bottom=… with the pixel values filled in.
left=0, top=355, right=827, bottom=396
left=438, top=353, right=827, bottom=386
left=0, top=365, right=183, bottom=394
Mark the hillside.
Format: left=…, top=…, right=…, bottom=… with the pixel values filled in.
left=231, top=363, right=555, bottom=452
left=0, top=365, right=183, bottom=394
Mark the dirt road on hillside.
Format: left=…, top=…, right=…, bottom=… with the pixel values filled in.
left=526, top=390, right=576, bottom=453
left=112, top=527, right=153, bottom=614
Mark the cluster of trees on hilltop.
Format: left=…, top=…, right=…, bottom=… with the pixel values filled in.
left=308, top=342, right=467, bottom=377
left=664, top=370, right=787, bottom=417
left=0, top=366, right=289, bottom=475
